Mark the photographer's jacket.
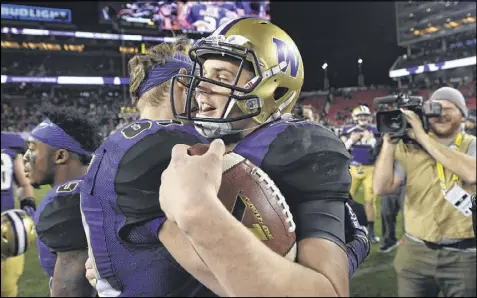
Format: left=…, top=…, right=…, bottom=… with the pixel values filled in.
left=394, top=133, right=476, bottom=242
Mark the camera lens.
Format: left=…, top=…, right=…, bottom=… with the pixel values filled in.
left=386, top=114, right=403, bottom=132
left=377, top=110, right=404, bottom=134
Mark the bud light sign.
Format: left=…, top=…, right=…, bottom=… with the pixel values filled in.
left=1, top=4, right=71, bottom=23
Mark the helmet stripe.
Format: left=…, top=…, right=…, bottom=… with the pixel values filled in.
left=5, top=210, right=26, bottom=256
left=217, top=17, right=254, bottom=35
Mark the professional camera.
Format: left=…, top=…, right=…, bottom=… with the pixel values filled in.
left=373, top=93, right=442, bottom=143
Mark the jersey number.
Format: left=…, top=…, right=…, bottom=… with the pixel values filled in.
left=1, top=152, right=13, bottom=191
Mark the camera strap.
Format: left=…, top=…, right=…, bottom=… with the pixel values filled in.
left=435, top=132, right=463, bottom=193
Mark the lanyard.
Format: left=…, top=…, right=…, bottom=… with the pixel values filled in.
left=434, top=133, right=463, bottom=193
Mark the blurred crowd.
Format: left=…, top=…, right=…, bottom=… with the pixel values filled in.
left=1, top=86, right=137, bottom=137
left=3, top=82, right=475, bottom=138
left=1, top=53, right=121, bottom=77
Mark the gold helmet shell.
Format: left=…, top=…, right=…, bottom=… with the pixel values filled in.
left=171, top=17, right=304, bottom=127
left=1, top=209, right=36, bottom=259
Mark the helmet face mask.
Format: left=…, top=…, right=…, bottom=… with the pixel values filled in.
left=169, top=17, right=304, bottom=138
left=170, top=35, right=264, bottom=125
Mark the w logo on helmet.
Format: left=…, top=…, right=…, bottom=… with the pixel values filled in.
left=272, top=38, right=299, bottom=78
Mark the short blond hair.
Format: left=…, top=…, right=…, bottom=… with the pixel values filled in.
left=128, top=35, right=191, bottom=106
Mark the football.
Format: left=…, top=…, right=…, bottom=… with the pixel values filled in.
left=188, top=144, right=297, bottom=261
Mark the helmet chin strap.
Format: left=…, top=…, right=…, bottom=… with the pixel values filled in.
left=194, top=110, right=287, bottom=139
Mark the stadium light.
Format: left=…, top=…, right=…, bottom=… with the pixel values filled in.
left=322, top=63, right=328, bottom=70
left=358, top=58, right=363, bottom=64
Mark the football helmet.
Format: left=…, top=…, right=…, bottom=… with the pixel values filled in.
left=1, top=209, right=36, bottom=259
left=352, top=105, right=372, bottom=127
left=170, top=17, right=304, bottom=138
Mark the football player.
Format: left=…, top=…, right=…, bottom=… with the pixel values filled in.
left=1, top=132, right=36, bottom=297
left=158, top=17, right=366, bottom=296
left=82, top=28, right=369, bottom=297
left=80, top=37, right=222, bottom=297
left=23, top=108, right=101, bottom=297
left=341, top=105, right=380, bottom=243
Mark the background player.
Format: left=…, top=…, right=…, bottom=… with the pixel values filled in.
left=1, top=132, right=36, bottom=297
left=341, top=105, right=380, bottom=243
left=23, top=107, right=101, bottom=297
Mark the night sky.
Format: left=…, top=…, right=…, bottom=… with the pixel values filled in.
left=5, top=1, right=406, bottom=91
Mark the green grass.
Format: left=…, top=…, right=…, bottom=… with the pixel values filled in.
left=16, top=186, right=403, bottom=297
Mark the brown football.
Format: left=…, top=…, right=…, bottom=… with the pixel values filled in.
left=188, top=144, right=297, bottom=261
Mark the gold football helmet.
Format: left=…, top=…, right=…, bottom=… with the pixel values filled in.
left=352, top=105, right=372, bottom=127
left=171, top=17, right=304, bottom=137
left=1, top=209, right=36, bottom=259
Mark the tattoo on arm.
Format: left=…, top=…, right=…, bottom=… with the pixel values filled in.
left=52, top=249, right=96, bottom=297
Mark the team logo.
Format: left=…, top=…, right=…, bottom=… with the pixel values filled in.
left=272, top=37, right=299, bottom=78
left=57, top=181, right=79, bottom=193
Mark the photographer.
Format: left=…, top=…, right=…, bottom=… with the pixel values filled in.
left=373, top=87, right=476, bottom=297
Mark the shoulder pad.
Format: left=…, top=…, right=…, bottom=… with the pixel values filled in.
left=121, top=121, right=153, bottom=139
left=36, top=190, right=86, bottom=252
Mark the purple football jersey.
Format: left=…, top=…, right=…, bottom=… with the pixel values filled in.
left=80, top=120, right=215, bottom=297
left=1, top=148, right=17, bottom=212
left=342, top=125, right=379, bottom=166
left=34, top=178, right=86, bottom=278
left=234, top=117, right=352, bottom=247
left=1, top=133, right=25, bottom=212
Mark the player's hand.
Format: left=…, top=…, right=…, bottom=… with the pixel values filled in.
left=362, top=130, right=374, bottom=141
left=350, top=132, right=362, bottom=144
left=85, top=257, right=97, bottom=289
left=401, top=109, right=426, bottom=142
left=159, top=139, right=226, bottom=226
left=20, top=197, right=36, bottom=218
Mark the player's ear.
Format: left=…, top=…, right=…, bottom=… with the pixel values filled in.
left=54, top=149, right=70, bottom=164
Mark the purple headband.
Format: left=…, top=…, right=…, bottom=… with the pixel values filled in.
left=137, top=52, right=193, bottom=98
left=30, top=119, right=92, bottom=156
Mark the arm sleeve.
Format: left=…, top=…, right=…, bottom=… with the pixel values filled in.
left=290, top=150, right=351, bottom=251
left=262, top=125, right=352, bottom=251
left=35, top=193, right=87, bottom=252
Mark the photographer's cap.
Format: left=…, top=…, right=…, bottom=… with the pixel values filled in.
left=429, top=87, right=468, bottom=118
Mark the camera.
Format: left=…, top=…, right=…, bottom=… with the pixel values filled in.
left=373, top=93, right=442, bottom=143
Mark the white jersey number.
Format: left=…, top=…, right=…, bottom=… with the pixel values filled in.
left=1, top=152, right=14, bottom=191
